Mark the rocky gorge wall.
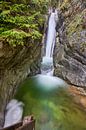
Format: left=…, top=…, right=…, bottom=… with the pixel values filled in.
left=0, top=0, right=48, bottom=127
left=0, top=41, right=41, bottom=127
left=54, top=0, right=86, bottom=87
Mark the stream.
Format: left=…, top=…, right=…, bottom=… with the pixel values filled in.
left=4, top=8, right=86, bottom=130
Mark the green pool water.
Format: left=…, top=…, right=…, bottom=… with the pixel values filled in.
left=15, top=75, right=86, bottom=130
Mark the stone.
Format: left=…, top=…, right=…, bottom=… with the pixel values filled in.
left=54, top=0, right=86, bottom=87
left=0, top=41, right=41, bottom=127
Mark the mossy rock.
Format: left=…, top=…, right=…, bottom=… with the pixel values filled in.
left=67, top=13, right=83, bottom=36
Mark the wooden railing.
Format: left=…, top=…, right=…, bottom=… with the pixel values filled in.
left=0, top=116, right=35, bottom=130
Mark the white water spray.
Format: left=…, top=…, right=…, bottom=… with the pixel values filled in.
left=4, top=99, right=24, bottom=128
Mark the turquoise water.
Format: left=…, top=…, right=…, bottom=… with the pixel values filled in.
left=15, top=75, right=86, bottom=130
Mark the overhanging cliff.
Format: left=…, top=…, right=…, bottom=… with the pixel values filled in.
left=0, top=0, right=48, bottom=127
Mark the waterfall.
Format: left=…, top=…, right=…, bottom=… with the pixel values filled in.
left=41, top=9, right=58, bottom=75
left=3, top=8, right=65, bottom=129
left=46, top=10, right=57, bottom=57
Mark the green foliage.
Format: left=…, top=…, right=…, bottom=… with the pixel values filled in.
left=0, top=29, right=42, bottom=46
left=0, top=29, right=28, bottom=46
left=10, top=4, right=27, bottom=13
left=0, top=0, right=48, bottom=46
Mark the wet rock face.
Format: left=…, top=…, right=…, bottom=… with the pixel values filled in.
left=54, top=0, right=86, bottom=87
left=0, top=42, right=41, bottom=127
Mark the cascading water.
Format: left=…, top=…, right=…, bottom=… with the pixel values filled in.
left=41, top=9, right=58, bottom=75
left=37, top=8, right=66, bottom=93
left=14, top=8, right=86, bottom=130
left=3, top=8, right=64, bottom=128
left=4, top=7, right=86, bottom=130
left=45, top=9, right=57, bottom=57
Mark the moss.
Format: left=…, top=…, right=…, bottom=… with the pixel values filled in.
left=67, top=13, right=82, bottom=36
left=60, top=0, right=71, bottom=10
left=80, top=42, right=86, bottom=52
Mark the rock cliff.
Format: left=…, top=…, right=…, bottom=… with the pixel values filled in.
left=54, top=0, right=86, bottom=87
left=0, top=41, right=41, bottom=127
left=0, top=0, right=47, bottom=127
